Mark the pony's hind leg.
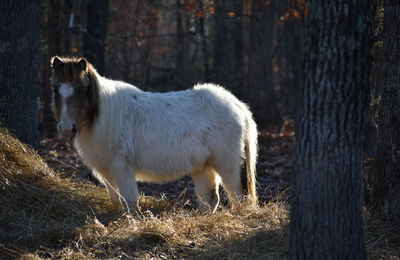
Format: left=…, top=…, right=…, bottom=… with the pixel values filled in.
left=215, top=160, right=245, bottom=206
left=191, top=163, right=221, bottom=212
left=111, top=157, right=138, bottom=213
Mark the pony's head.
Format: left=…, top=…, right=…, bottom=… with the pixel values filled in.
left=50, top=56, right=99, bottom=138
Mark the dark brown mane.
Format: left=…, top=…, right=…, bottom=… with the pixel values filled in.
left=86, top=59, right=100, bottom=126
left=50, top=56, right=100, bottom=130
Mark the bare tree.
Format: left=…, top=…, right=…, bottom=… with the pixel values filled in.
left=232, top=0, right=245, bottom=98
left=212, top=0, right=228, bottom=85
left=248, top=0, right=281, bottom=127
left=176, top=0, right=184, bottom=73
left=84, top=0, right=108, bottom=74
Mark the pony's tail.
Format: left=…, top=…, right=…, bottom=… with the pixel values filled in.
left=242, top=111, right=258, bottom=205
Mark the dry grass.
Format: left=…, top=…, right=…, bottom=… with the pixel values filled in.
left=0, top=129, right=113, bottom=255
left=0, top=128, right=398, bottom=259
left=365, top=211, right=400, bottom=260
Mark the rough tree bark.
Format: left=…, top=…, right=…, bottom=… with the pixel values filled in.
left=84, top=0, right=108, bottom=74
left=0, top=1, right=40, bottom=148
left=373, top=0, right=400, bottom=221
left=290, top=1, right=375, bottom=259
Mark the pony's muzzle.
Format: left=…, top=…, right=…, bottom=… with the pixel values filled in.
left=57, top=123, right=77, bottom=139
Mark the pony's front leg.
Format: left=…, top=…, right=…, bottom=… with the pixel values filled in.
left=93, top=169, right=122, bottom=212
left=110, top=157, right=138, bottom=213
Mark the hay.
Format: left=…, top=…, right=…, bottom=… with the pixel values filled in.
left=0, top=128, right=290, bottom=259
left=365, top=211, right=400, bottom=259
left=0, top=128, right=398, bottom=259
left=29, top=200, right=289, bottom=259
left=0, top=128, right=113, bottom=255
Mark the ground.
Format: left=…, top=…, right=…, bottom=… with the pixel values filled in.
left=1, top=124, right=398, bottom=259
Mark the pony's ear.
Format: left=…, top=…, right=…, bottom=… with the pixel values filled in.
left=78, top=58, right=87, bottom=71
left=51, top=56, right=63, bottom=68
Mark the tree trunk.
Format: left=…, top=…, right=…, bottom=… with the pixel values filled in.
left=233, top=0, right=245, bottom=98
left=290, top=1, right=375, bottom=259
left=373, top=0, right=400, bottom=221
left=84, top=0, right=108, bottom=74
left=199, top=13, right=210, bottom=82
left=47, top=0, right=70, bottom=56
left=174, top=0, right=187, bottom=89
left=0, top=0, right=40, bottom=148
left=176, top=0, right=184, bottom=71
left=64, top=0, right=73, bottom=55
left=212, top=0, right=228, bottom=85
left=40, top=0, right=65, bottom=136
left=280, top=5, right=304, bottom=121
left=248, top=0, right=281, bottom=127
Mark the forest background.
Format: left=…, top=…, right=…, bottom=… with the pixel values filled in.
left=0, top=0, right=399, bottom=258
left=35, top=0, right=305, bottom=135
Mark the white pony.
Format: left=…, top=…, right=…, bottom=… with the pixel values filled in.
left=50, top=56, right=258, bottom=212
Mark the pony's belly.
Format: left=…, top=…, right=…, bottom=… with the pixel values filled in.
left=135, top=169, right=187, bottom=183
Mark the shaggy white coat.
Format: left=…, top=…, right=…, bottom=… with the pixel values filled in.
left=73, top=71, right=258, bottom=212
